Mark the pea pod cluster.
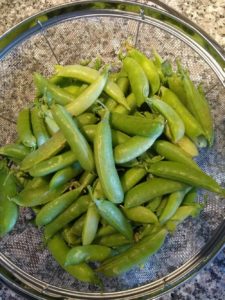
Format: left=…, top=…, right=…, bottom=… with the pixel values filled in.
left=0, top=47, right=224, bottom=286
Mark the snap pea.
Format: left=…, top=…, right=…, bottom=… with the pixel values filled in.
left=96, top=225, right=117, bottom=238
left=128, top=48, right=160, bottom=95
left=122, top=206, right=158, bottom=224
left=49, top=162, right=83, bottom=189
left=69, top=214, right=86, bottom=237
left=160, top=86, right=205, bottom=146
left=97, top=233, right=131, bottom=247
left=123, top=57, right=149, bottom=106
left=95, top=199, right=133, bottom=241
left=65, top=245, right=111, bottom=266
left=35, top=186, right=83, bottom=227
left=0, top=161, right=18, bottom=237
left=97, top=228, right=167, bottom=276
left=29, top=150, right=77, bottom=177
left=159, top=188, right=191, bottom=224
left=82, top=203, right=100, bottom=245
left=94, top=111, right=124, bottom=203
left=44, top=115, right=60, bottom=135
left=145, top=196, right=162, bottom=212
left=110, top=244, right=132, bottom=257
left=168, top=74, right=187, bottom=106
left=52, top=104, right=94, bottom=171
left=176, top=135, right=199, bottom=157
left=114, top=116, right=164, bottom=164
left=31, top=107, right=50, bottom=147
left=117, top=77, right=129, bottom=95
left=20, top=131, right=66, bottom=171
left=92, top=178, right=105, bottom=199
left=79, top=171, right=97, bottom=188
left=156, top=196, right=168, bottom=217
left=182, top=188, right=198, bottom=205
left=147, top=161, right=225, bottom=194
left=105, top=98, right=117, bottom=111
left=64, top=84, right=88, bottom=97
left=17, top=108, right=36, bottom=148
left=62, top=228, right=82, bottom=246
left=113, top=93, right=136, bottom=114
left=47, top=233, right=100, bottom=284
left=44, top=195, right=91, bottom=241
left=55, top=65, right=129, bottom=109
left=124, top=178, right=188, bottom=208
left=147, top=98, right=185, bottom=143
left=34, top=73, right=76, bottom=105
left=0, top=143, right=30, bottom=160
left=154, top=140, right=200, bottom=170
left=121, top=167, right=147, bottom=193
left=76, top=113, right=98, bottom=126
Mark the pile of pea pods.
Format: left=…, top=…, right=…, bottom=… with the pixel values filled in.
left=0, top=47, right=224, bottom=284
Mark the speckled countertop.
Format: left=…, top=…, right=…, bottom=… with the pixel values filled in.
left=0, top=0, right=224, bottom=299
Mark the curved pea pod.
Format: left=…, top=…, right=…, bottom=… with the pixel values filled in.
left=44, top=195, right=91, bottom=241
left=97, top=233, right=131, bottom=247
left=96, top=225, right=117, bottom=238
left=49, top=162, right=83, bottom=189
left=117, top=77, right=129, bottom=95
left=29, top=150, right=77, bottom=177
left=123, top=57, right=149, bottom=107
left=65, top=245, right=111, bottom=266
left=128, top=48, right=160, bottom=95
left=121, top=167, right=147, bottom=193
left=122, top=206, right=158, bottom=224
left=0, top=144, right=30, bottom=160
left=160, top=86, right=206, bottom=147
left=182, top=188, right=198, bottom=205
left=69, top=214, right=86, bottom=237
left=124, top=178, right=188, bottom=208
left=0, top=161, right=19, bottom=237
left=34, top=73, right=77, bottom=105
left=31, top=107, right=50, bottom=147
left=20, top=131, right=66, bottom=171
left=63, top=84, right=81, bottom=96
left=55, top=65, right=129, bottom=109
left=145, top=196, right=162, bottom=212
left=147, top=161, right=225, bottom=194
left=176, top=136, right=199, bottom=158
left=114, top=116, right=164, bottom=164
left=82, top=203, right=100, bottom=245
left=95, top=199, right=133, bottom=241
left=17, top=108, right=36, bottom=148
left=167, top=74, right=187, bottom=106
left=94, top=111, right=124, bottom=203
left=36, top=186, right=83, bottom=227
left=97, top=228, right=167, bottom=276
left=47, top=234, right=100, bottom=284
left=147, top=97, right=185, bottom=143
left=76, top=113, right=98, bottom=126
left=113, top=93, right=136, bottom=114
left=111, top=112, right=160, bottom=137
left=154, top=140, right=200, bottom=170
left=52, top=104, right=94, bottom=171
left=159, top=187, right=191, bottom=225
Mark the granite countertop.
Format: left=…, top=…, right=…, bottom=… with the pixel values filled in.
left=0, top=0, right=224, bottom=299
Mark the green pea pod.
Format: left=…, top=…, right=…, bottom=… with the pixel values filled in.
left=82, top=203, right=100, bottom=245
left=97, top=228, right=167, bottom=276
left=36, top=186, right=83, bottom=227
left=47, top=234, right=100, bottom=284
left=79, top=171, right=96, bottom=188
left=182, top=188, right=198, bottom=205
left=92, top=179, right=106, bottom=199
left=69, top=214, right=86, bottom=236
left=65, top=245, right=111, bottom=266
left=52, top=104, right=94, bottom=171
left=34, top=73, right=77, bottom=105
left=44, top=115, right=60, bottom=136
left=0, top=144, right=30, bottom=160
left=122, top=206, right=158, bottom=224
left=63, top=84, right=81, bottom=96
left=0, top=161, right=19, bottom=237
left=20, top=131, right=66, bottom=171
left=44, top=195, right=91, bottom=241
left=29, top=150, right=77, bottom=177
left=147, top=161, right=225, bottom=194
left=117, top=77, right=129, bottom=95
left=96, top=225, right=117, bottom=238
left=111, top=112, right=161, bottom=137
left=114, top=116, right=164, bottom=164
left=145, top=196, right=162, bottom=212
left=154, top=140, right=200, bottom=170
left=160, top=86, right=205, bottom=146
left=17, top=108, right=36, bottom=148
left=110, top=244, right=132, bottom=257
left=124, top=178, right=188, bottom=208
left=94, top=111, right=124, bottom=203
left=113, top=93, right=136, bottom=114
left=121, top=167, right=147, bottom=193
left=49, top=162, right=83, bottom=189
left=105, top=98, right=117, bottom=111
left=156, top=197, right=168, bottom=217
left=76, top=113, right=98, bottom=126
left=62, top=228, right=82, bottom=246
left=176, top=135, right=199, bottom=158
left=147, top=97, right=185, bottom=143
left=128, top=48, right=160, bottom=95
left=167, top=74, right=187, bottom=106
left=159, top=187, right=191, bottom=224
left=95, top=199, right=133, bottom=241
left=97, top=233, right=131, bottom=247
left=31, top=107, right=50, bottom=147
left=55, top=65, right=129, bottom=109
left=123, top=57, right=149, bottom=106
